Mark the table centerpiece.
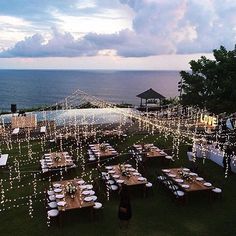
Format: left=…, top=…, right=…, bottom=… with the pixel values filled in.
left=100, top=143, right=107, bottom=152
left=65, top=182, right=77, bottom=198
left=54, top=153, right=62, bottom=162
left=178, top=170, right=193, bottom=182
left=119, top=164, right=130, bottom=177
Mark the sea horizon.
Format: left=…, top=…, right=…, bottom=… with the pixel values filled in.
left=0, top=69, right=181, bottom=111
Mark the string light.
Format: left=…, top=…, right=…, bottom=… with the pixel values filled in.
left=0, top=88, right=235, bottom=221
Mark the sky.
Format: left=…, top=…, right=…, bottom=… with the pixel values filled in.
left=0, top=0, right=235, bottom=70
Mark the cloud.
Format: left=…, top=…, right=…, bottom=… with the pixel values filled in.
left=120, top=0, right=236, bottom=54
left=0, top=29, right=99, bottom=58
left=0, top=0, right=236, bottom=58
left=0, top=28, right=175, bottom=58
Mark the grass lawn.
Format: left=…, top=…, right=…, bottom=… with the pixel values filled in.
left=0, top=133, right=235, bottom=236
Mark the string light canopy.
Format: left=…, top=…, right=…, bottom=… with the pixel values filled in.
left=0, top=87, right=235, bottom=222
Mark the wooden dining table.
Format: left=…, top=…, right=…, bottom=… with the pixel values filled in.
left=134, top=144, right=167, bottom=159
left=92, top=144, right=117, bottom=159
left=109, top=165, right=147, bottom=186
left=52, top=179, right=95, bottom=212
left=47, top=152, right=74, bottom=169
left=162, top=168, right=214, bottom=193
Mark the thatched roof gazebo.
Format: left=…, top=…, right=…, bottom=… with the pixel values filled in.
left=137, top=88, right=165, bottom=108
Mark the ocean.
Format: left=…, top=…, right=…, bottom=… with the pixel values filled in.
left=0, top=70, right=180, bottom=111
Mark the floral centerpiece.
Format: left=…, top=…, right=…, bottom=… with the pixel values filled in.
left=65, top=182, right=77, bottom=198
left=54, top=154, right=61, bottom=162
left=145, top=146, right=152, bottom=152
left=100, top=143, right=107, bottom=152
left=119, top=164, right=130, bottom=177
left=178, top=170, right=193, bottom=182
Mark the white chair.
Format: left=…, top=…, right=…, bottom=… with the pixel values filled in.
left=88, top=150, right=93, bottom=155
left=157, top=175, right=167, bottom=186
left=105, top=175, right=111, bottom=181
left=47, top=190, right=55, bottom=196
left=157, top=175, right=167, bottom=181
left=48, top=195, right=56, bottom=201
left=12, top=128, right=20, bottom=135
left=47, top=209, right=59, bottom=217
left=145, top=182, right=153, bottom=197
left=163, top=180, right=172, bottom=186
left=40, top=159, right=46, bottom=164
left=93, top=202, right=103, bottom=220
left=212, top=187, right=223, bottom=200
left=42, top=168, right=49, bottom=173
left=88, top=154, right=96, bottom=161
left=110, top=185, right=118, bottom=191
left=212, top=187, right=222, bottom=193
left=89, top=190, right=95, bottom=195
left=146, top=182, right=153, bottom=188
left=168, top=184, right=179, bottom=191
left=41, top=165, right=48, bottom=170
left=91, top=195, right=98, bottom=201
left=48, top=201, right=58, bottom=209
left=165, top=155, right=173, bottom=160
left=93, top=202, right=102, bottom=209
left=108, top=180, right=115, bottom=185
left=174, top=190, right=185, bottom=197
left=101, top=172, right=107, bottom=180
left=70, top=164, right=77, bottom=169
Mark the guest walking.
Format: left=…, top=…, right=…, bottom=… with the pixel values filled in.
left=223, top=145, right=232, bottom=174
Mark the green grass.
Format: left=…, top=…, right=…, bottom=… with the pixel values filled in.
left=0, top=133, right=235, bottom=236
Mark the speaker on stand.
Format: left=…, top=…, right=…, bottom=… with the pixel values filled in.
left=11, top=104, right=17, bottom=113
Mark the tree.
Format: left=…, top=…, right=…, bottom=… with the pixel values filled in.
left=162, top=97, right=179, bottom=106
left=180, top=45, right=236, bottom=114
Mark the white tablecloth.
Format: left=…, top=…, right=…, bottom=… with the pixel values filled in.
left=194, top=144, right=236, bottom=173
left=0, top=154, right=9, bottom=166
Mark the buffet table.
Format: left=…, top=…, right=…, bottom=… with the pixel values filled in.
left=193, top=144, right=236, bottom=173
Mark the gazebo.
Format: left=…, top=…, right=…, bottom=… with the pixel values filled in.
left=137, top=88, right=165, bottom=108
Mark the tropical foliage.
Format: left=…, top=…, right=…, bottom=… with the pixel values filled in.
left=180, top=45, right=236, bottom=114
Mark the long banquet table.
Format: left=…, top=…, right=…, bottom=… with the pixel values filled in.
left=162, top=167, right=214, bottom=193
left=195, top=144, right=236, bottom=173
left=107, top=164, right=148, bottom=187
left=52, top=179, right=95, bottom=212
left=43, top=152, right=74, bottom=170
left=133, top=144, right=167, bottom=159
left=89, top=143, right=118, bottom=159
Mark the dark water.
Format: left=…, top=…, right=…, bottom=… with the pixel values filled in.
left=0, top=70, right=180, bottom=110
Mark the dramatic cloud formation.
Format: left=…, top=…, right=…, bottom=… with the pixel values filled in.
left=0, top=0, right=235, bottom=58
